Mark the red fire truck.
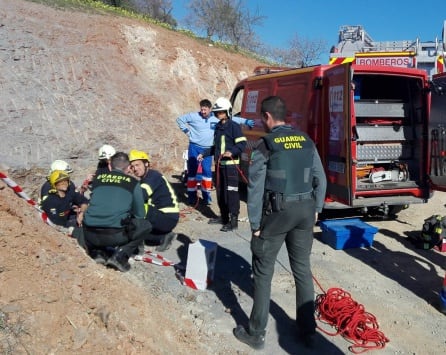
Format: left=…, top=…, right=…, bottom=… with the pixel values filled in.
left=329, top=24, right=446, bottom=78
left=230, top=64, right=446, bottom=216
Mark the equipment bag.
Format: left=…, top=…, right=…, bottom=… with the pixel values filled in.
left=414, top=215, right=446, bottom=249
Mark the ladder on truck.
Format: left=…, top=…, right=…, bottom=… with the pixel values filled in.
left=330, top=22, right=446, bottom=77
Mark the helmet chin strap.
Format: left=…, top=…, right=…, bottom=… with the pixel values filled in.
left=56, top=186, right=68, bottom=196
left=143, top=161, right=150, bottom=175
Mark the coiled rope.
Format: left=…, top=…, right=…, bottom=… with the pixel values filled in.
left=314, top=278, right=389, bottom=353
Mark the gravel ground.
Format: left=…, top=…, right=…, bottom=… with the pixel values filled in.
left=124, top=184, right=446, bottom=354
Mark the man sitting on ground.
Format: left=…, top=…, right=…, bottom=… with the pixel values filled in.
left=129, top=149, right=179, bottom=252
left=40, top=170, right=88, bottom=230
left=40, top=159, right=77, bottom=201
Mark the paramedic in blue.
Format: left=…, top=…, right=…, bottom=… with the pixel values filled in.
left=176, top=98, right=254, bottom=206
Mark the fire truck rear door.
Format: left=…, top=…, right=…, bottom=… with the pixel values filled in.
left=428, top=72, right=446, bottom=191
left=323, top=64, right=352, bottom=205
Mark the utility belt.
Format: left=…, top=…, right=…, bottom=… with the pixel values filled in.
left=263, top=191, right=313, bottom=215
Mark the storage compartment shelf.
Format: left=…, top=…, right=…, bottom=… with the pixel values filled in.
left=355, top=101, right=408, bottom=117
left=356, top=143, right=413, bottom=161
left=355, top=125, right=413, bottom=141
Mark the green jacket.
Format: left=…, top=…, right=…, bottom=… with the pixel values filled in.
left=84, top=169, right=145, bottom=228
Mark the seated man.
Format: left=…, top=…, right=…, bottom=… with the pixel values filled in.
left=129, top=149, right=179, bottom=252
left=40, top=159, right=76, bottom=201
left=40, top=170, right=88, bottom=229
left=81, top=152, right=152, bottom=272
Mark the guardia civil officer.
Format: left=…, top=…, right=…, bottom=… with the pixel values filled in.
left=81, top=152, right=152, bottom=272
left=233, top=96, right=327, bottom=350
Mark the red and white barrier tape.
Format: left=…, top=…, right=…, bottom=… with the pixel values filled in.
left=0, top=171, right=57, bottom=228
left=134, top=250, right=176, bottom=266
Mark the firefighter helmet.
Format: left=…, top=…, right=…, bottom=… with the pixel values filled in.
left=129, top=149, right=150, bottom=162
left=50, top=160, right=73, bottom=174
left=212, top=97, right=232, bottom=117
left=98, top=144, right=116, bottom=160
left=49, top=170, right=70, bottom=189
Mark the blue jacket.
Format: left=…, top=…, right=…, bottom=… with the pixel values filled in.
left=176, top=111, right=249, bottom=148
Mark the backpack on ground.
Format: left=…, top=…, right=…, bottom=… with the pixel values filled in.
left=413, top=215, right=446, bottom=249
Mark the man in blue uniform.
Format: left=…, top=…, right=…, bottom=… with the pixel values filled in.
left=81, top=152, right=151, bottom=272
left=233, top=96, right=327, bottom=349
left=40, top=159, right=77, bottom=201
left=176, top=98, right=254, bottom=206
left=198, top=97, right=247, bottom=232
left=129, top=149, right=180, bottom=252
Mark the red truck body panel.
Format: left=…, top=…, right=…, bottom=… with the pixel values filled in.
left=231, top=63, right=446, bottom=212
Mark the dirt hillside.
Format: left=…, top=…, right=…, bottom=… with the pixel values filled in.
left=0, top=0, right=262, bottom=186
left=1, top=1, right=445, bottom=355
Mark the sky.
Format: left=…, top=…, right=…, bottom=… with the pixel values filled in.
left=170, top=0, right=446, bottom=62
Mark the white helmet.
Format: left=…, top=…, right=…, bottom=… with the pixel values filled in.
left=212, top=97, right=232, bottom=117
left=98, top=144, right=116, bottom=160
left=50, top=160, right=73, bottom=174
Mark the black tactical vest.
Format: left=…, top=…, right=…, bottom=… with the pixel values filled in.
left=262, top=128, right=314, bottom=195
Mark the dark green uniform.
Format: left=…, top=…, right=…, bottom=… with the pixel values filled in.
left=247, top=125, right=327, bottom=339
left=82, top=170, right=151, bottom=258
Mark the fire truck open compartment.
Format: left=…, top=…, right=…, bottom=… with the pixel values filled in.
left=231, top=63, right=439, bottom=214
left=352, top=73, right=425, bottom=191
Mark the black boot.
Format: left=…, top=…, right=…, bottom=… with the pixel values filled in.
left=233, top=325, right=265, bottom=350
left=231, top=214, right=238, bottom=230
left=220, top=214, right=238, bottom=232
left=155, top=232, right=177, bottom=252
left=89, top=249, right=109, bottom=265
left=209, top=215, right=229, bottom=225
left=133, top=242, right=145, bottom=256
left=106, top=249, right=131, bottom=272
left=208, top=217, right=223, bottom=224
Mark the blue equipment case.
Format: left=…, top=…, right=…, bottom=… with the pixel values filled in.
left=319, top=218, right=378, bottom=250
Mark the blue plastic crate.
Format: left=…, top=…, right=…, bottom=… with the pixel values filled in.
left=319, top=218, right=378, bottom=250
